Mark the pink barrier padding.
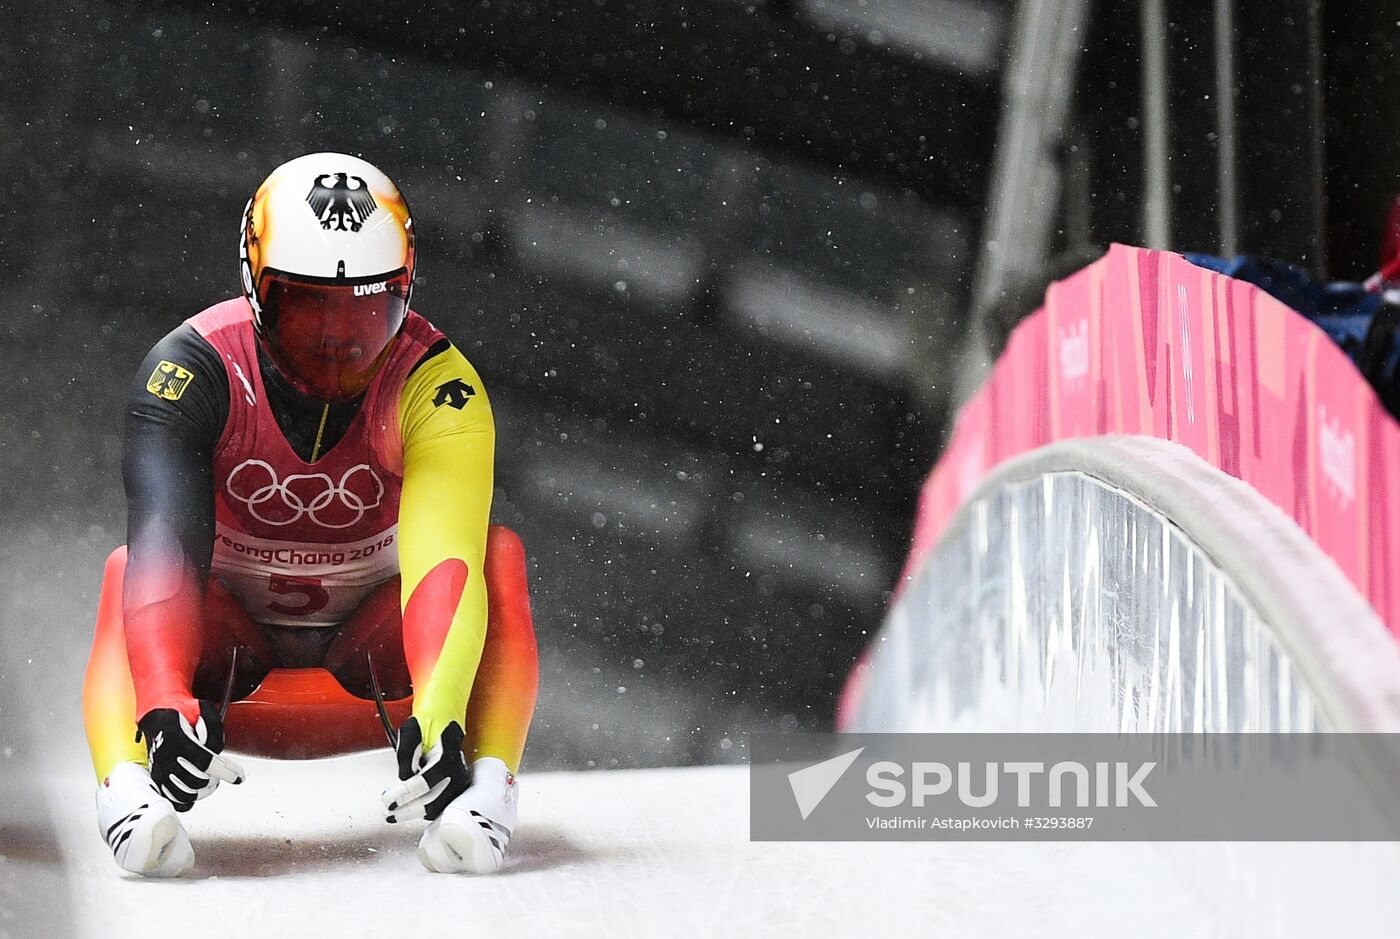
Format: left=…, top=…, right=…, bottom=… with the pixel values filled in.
left=898, top=243, right=1400, bottom=636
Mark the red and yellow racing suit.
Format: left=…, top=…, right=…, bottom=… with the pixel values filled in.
left=82, top=298, right=537, bottom=780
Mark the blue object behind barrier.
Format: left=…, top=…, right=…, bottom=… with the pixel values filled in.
left=1185, top=253, right=1400, bottom=417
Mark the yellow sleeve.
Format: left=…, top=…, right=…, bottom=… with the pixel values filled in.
left=397, top=341, right=495, bottom=749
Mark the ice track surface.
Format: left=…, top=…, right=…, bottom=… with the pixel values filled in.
left=0, top=750, right=1393, bottom=938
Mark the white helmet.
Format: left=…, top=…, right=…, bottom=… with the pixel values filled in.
left=239, top=152, right=416, bottom=400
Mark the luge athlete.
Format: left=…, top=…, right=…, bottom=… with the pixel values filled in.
left=82, top=153, right=537, bottom=877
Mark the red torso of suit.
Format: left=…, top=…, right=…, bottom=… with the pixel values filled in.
left=188, top=299, right=445, bottom=628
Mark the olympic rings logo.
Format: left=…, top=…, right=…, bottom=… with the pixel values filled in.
left=226, top=460, right=384, bottom=529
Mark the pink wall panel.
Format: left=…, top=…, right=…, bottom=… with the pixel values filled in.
left=896, top=244, right=1400, bottom=635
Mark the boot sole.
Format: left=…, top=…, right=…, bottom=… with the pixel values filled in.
left=421, top=817, right=504, bottom=874
left=120, top=813, right=192, bottom=877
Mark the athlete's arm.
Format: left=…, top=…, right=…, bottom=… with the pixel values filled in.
left=396, top=339, right=495, bottom=752
left=121, top=324, right=229, bottom=724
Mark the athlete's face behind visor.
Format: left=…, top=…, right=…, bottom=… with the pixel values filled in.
left=257, top=269, right=409, bottom=401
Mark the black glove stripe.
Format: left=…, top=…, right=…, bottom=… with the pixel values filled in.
left=395, top=717, right=425, bottom=781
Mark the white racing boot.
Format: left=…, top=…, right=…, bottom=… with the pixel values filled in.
left=417, top=757, right=518, bottom=874
left=95, top=761, right=194, bottom=877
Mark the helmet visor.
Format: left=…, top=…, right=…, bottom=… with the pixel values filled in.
left=257, top=268, right=410, bottom=400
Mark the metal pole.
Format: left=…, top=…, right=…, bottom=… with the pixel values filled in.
left=1304, top=0, right=1328, bottom=274
left=1214, top=0, right=1239, bottom=257
left=955, top=0, right=1092, bottom=405
left=1141, top=0, right=1172, bottom=250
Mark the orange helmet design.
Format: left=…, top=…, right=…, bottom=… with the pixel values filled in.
left=239, top=153, right=416, bottom=400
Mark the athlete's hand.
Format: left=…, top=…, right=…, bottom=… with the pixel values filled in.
left=382, top=718, right=468, bottom=823
left=136, top=701, right=246, bottom=813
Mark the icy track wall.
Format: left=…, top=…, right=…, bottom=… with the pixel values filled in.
left=841, top=244, right=1400, bottom=734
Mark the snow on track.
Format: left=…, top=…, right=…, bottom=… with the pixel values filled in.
left=0, top=750, right=1382, bottom=938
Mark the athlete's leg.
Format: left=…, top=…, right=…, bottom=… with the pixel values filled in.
left=463, top=526, right=538, bottom=772
left=82, top=547, right=147, bottom=782
left=84, top=551, right=189, bottom=877
left=83, top=548, right=271, bottom=877
left=192, top=578, right=277, bottom=703
left=324, top=576, right=413, bottom=700
left=82, top=547, right=274, bottom=781
left=324, top=526, right=537, bottom=771
left=416, top=527, right=537, bottom=875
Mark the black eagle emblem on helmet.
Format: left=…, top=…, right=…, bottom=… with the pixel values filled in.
left=306, top=173, right=379, bottom=232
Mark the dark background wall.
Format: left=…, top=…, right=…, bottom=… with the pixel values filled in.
left=1322, top=0, right=1400, bottom=278
left=1073, top=0, right=1398, bottom=279
left=1, top=0, right=1393, bottom=775
left=1, top=0, right=1004, bottom=772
